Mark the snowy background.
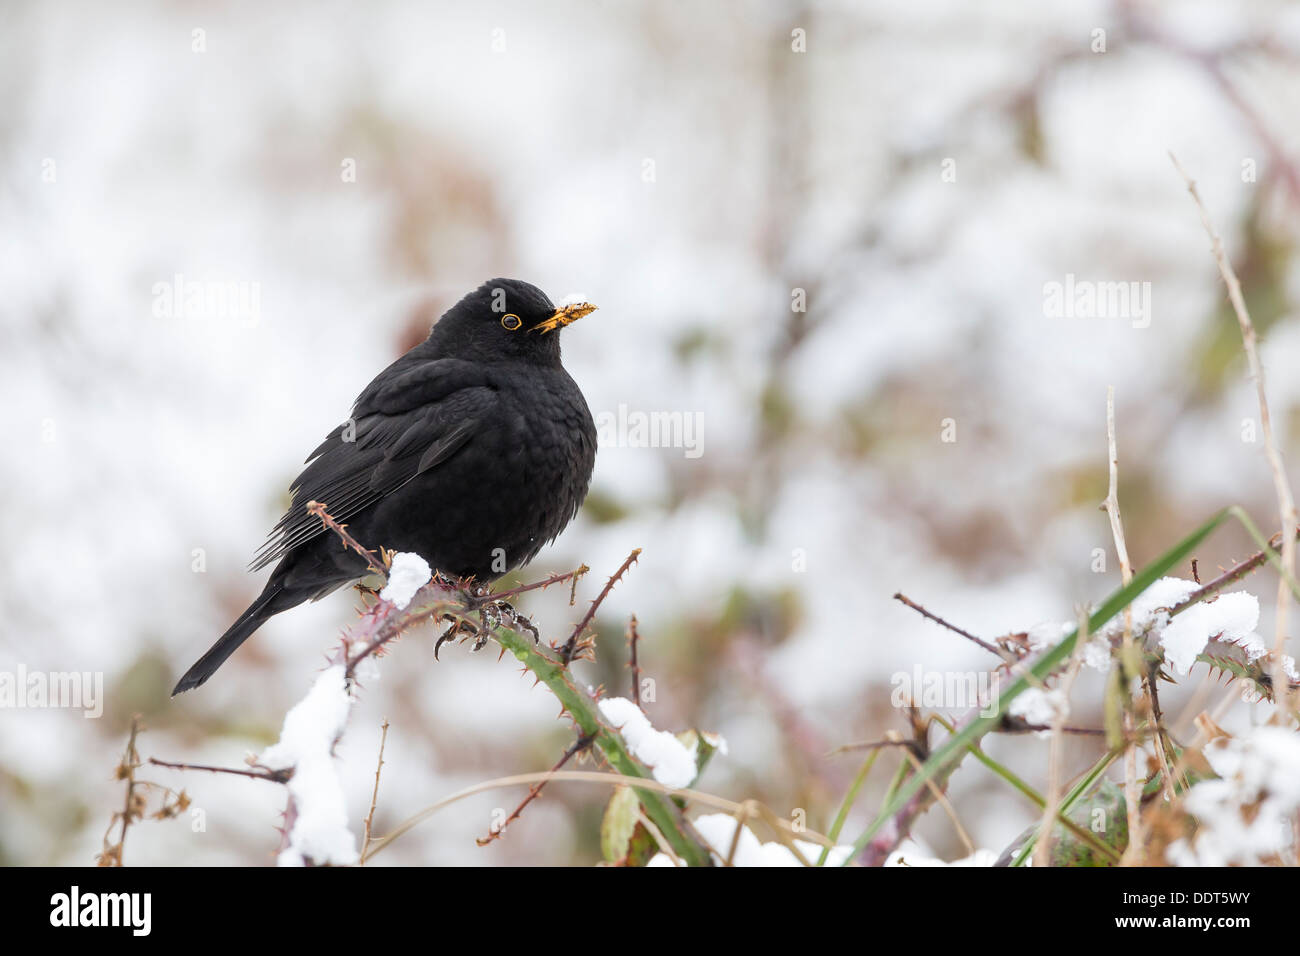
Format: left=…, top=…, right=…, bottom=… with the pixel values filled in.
left=4, top=0, right=1300, bottom=865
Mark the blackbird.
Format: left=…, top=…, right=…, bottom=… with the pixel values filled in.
left=173, top=278, right=598, bottom=694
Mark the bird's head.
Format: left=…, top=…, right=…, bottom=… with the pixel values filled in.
left=429, top=278, right=596, bottom=363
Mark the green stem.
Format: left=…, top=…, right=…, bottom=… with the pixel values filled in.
left=844, top=508, right=1229, bottom=865
left=962, top=741, right=1120, bottom=864
left=817, top=749, right=881, bottom=866
left=493, top=628, right=713, bottom=867
left=1009, top=748, right=1122, bottom=867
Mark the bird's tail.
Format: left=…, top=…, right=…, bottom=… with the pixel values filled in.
left=171, top=583, right=287, bottom=695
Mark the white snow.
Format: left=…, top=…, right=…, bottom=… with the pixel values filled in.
left=1167, top=726, right=1300, bottom=866
left=1088, top=577, right=1261, bottom=677
left=597, top=696, right=699, bottom=789
left=349, top=638, right=383, bottom=684
left=1026, top=618, right=1113, bottom=672
left=1008, top=687, right=1068, bottom=726
left=1082, top=634, right=1114, bottom=672
left=1100, top=576, right=1200, bottom=639
left=557, top=292, right=592, bottom=308
left=258, top=666, right=359, bottom=867
left=700, top=731, right=729, bottom=756
left=1030, top=578, right=1204, bottom=675
left=648, top=813, right=855, bottom=867
left=885, top=839, right=997, bottom=867
left=1158, top=591, right=1259, bottom=676
left=379, top=552, right=432, bottom=610
left=1026, top=621, right=1072, bottom=652
left=1011, top=579, right=1262, bottom=725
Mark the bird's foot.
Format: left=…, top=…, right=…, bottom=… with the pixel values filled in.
left=475, top=597, right=540, bottom=648
left=432, top=596, right=540, bottom=659
left=462, top=585, right=540, bottom=645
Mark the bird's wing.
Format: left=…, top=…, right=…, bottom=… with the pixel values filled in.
left=250, top=358, right=497, bottom=571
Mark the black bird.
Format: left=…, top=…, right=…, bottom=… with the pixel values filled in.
left=173, top=278, right=598, bottom=694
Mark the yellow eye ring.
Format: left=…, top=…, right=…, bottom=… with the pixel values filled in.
left=501, top=313, right=522, bottom=331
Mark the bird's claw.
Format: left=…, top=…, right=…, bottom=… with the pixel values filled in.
left=434, top=617, right=481, bottom=660
left=433, top=595, right=539, bottom=659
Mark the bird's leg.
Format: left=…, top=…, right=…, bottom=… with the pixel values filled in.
left=473, top=601, right=501, bottom=650
left=431, top=570, right=464, bottom=592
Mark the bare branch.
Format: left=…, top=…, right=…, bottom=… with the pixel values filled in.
left=1170, top=152, right=1299, bottom=720
left=476, top=732, right=596, bottom=846
left=560, top=548, right=642, bottom=664
left=360, top=720, right=390, bottom=864
left=892, top=592, right=1005, bottom=658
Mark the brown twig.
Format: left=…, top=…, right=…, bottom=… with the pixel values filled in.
left=890, top=729, right=975, bottom=856
left=343, top=591, right=459, bottom=681
left=723, top=802, right=755, bottom=866
left=560, top=549, right=642, bottom=664
left=488, top=564, right=591, bottom=604
left=306, top=500, right=388, bottom=575
left=148, top=756, right=292, bottom=784
left=860, top=762, right=959, bottom=867
left=892, top=592, right=1004, bottom=657
left=99, top=716, right=144, bottom=866
left=476, top=732, right=596, bottom=846
left=628, top=614, right=643, bottom=708
left=116, top=717, right=143, bottom=860
left=361, top=720, right=390, bottom=864
left=830, top=738, right=933, bottom=758
left=1145, top=670, right=1187, bottom=793
left=1171, top=152, right=1299, bottom=720
left=1100, top=387, right=1147, bottom=865
left=1000, top=722, right=1105, bottom=736
left=1170, top=530, right=1300, bottom=616
left=99, top=721, right=191, bottom=866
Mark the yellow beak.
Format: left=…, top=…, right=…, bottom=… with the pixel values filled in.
left=534, top=300, right=598, bottom=334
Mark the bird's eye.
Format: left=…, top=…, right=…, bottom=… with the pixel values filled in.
left=501, top=313, right=522, bottom=331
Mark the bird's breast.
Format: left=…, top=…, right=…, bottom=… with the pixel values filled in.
left=409, top=365, right=595, bottom=579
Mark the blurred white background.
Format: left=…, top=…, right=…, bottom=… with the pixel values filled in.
left=3, top=0, right=1300, bottom=865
